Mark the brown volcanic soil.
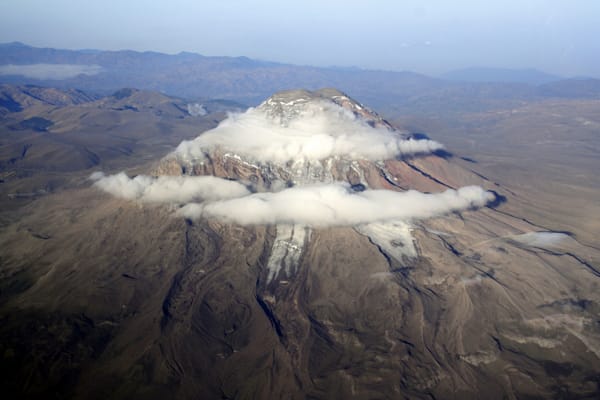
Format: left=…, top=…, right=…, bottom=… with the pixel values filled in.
left=2, top=182, right=599, bottom=399
left=0, top=86, right=226, bottom=215
left=1, top=89, right=600, bottom=399
left=392, top=98, right=600, bottom=246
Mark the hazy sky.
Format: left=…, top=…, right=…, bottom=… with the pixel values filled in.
left=1, top=0, right=599, bottom=77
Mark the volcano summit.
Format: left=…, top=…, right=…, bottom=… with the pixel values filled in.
left=2, top=88, right=600, bottom=399
left=93, top=89, right=495, bottom=284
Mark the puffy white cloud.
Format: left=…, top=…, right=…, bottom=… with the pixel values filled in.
left=0, top=64, right=103, bottom=80
left=175, top=101, right=443, bottom=164
left=178, top=183, right=495, bottom=226
left=90, top=172, right=250, bottom=203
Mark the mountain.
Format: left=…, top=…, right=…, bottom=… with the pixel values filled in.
left=0, top=83, right=96, bottom=116
left=4, top=43, right=600, bottom=119
left=442, top=67, right=562, bottom=85
left=1, top=88, right=599, bottom=399
left=0, top=42, right=442, bottom=106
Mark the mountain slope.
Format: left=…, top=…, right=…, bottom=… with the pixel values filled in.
left=0, top=83, right=96, bottom=116
left=0, top=85, right=244, bottom=214
left=442, top=67, right=561, bottom=85
left=539, top=78, right=600, bottom=99
left=1, top=88, right=599, bottom=399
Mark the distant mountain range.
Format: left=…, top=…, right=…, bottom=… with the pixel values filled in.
left=1, top=42, right=600, bottom=113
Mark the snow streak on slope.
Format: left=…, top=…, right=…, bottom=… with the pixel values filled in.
left=266, top=225, right=310, bottom=283
left=356, top=221, right=418, bottom=262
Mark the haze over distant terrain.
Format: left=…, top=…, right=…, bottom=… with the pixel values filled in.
left=1, top=0, right=599, bottom=78
left=2, top=42, right=600, bottom=115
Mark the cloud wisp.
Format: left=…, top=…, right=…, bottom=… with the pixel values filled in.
left=0, top=64, right=104, bottom=80
left=175, top=101, right=444, bottom=164
left=178, top=183, right=495, bottom=226
left=90, top=172, right=250, bottom=203
left=508, top=231, right=571, bottom=249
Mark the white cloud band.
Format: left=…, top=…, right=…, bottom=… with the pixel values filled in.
left=178, top=183, right=495, bottom=226
left=175, top=102, right=444, bottom=164
left=90, top=172, right=250, bottom=203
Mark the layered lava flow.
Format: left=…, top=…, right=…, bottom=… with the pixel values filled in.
left=4, top=88, right=600, bottom=399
